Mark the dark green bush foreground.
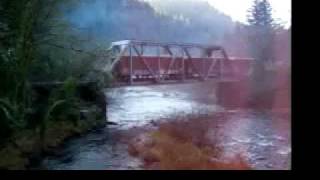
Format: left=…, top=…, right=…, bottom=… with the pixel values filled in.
left=0, top=116, right=105, bottom=170
left=0, top=1, right=112, bottom=169
left=0, top=76, right=108, bottom=170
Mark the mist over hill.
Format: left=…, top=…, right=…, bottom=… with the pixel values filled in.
left=64, top=0, right=235, bottom=46
left=62, top=0, right=289, bottom=60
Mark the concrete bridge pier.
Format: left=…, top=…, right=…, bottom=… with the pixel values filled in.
left=216, top=80, right=250, bottom=109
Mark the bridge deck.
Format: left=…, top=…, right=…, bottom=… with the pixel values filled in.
left=110, top=78, right=239, bottom=88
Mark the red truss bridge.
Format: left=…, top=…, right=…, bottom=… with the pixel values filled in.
left=107, top=40, right=254, bottom=86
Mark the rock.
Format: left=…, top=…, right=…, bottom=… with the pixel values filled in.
left=107, top=121, right=118, bottom=125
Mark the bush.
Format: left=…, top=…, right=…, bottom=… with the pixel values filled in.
left=128, top=118, right=251, bottom=170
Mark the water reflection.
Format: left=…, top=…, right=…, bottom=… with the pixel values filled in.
left=106, top=85, right=221, bottom=129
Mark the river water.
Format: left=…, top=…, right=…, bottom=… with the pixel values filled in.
left=36, top=80, right=291, bottom=170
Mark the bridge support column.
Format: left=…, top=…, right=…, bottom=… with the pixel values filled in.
left=181, top=48, right=185, bottom=82
left=129, top=44, right=133, bottom=85
left=157, top=46, right=161, bottom=83
left=199, top=50, right=207, bottom=81
left=217, top=80, right=249, bottom=109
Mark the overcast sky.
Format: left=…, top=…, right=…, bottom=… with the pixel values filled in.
left=203, top=0, right=291, bottom=27
left=143, top=0, right=291, bottom=28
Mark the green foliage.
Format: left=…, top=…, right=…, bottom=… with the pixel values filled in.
left=0, top=98, right=27, bottom=141
left=0, top=0, right=109, bottom=146
left=44, top=100, right=67, bottom=124
left=39, top=99, right=66, bottom=150
left=48, top=78, right=80, bottom=124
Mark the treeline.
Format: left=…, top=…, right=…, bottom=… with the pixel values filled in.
left=222, top=23, right=290, bottom=60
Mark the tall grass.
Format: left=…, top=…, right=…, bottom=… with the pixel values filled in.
left=128, top=118, right=251, bottom=170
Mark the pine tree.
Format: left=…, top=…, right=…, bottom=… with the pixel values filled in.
left=246, top=0, right=277, bottom=109
left=247, top=0, right=274, bottom=28
left=247, top=0, right=275, bottom=63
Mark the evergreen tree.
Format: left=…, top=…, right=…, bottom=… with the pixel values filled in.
left=247, top=0, right=275, bottom=63
left=248, top=0, right=274, bottom=28
left=246, top=0, right=277, bottom=109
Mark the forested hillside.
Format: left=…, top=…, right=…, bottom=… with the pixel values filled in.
left=65, top=0, right=235, bottom=44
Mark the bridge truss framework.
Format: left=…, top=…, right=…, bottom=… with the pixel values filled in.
left=109, top=40, right=253, bottom=85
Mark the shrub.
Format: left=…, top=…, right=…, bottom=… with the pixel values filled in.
left=128, top=118, right=251, bottom=170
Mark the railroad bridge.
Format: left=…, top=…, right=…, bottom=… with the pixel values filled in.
left=107, top=40, right=254, bottom=86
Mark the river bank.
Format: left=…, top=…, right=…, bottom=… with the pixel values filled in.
left=123, top=109, right=290, bottom=170
left=0, top=80, right=109, bottom=170
left=125, top=114, right=251, bottom=170
left=0, top=116, right=106, bottom=170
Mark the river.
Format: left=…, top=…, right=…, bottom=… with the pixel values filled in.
left=34, top=80, right=291, bottom=170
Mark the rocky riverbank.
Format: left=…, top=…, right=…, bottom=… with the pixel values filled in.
left=0, top=113, right=106, bottom=170
left=0, top=81, right=108, bottom=170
